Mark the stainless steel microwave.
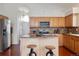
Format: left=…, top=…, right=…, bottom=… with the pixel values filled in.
left=40, top=22, right=50, bottom=27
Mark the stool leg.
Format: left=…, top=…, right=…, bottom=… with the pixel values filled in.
left=46, top=50, right=54, bottom=56
left=29, top=48, right=37, bottom=56
left=32, top=51, right=37, bottom=56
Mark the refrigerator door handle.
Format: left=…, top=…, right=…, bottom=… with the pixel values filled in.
left=3, top=29, right=6, bottom=36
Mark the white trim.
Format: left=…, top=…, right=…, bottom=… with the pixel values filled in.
left=65, top=8, right=73, bottom=16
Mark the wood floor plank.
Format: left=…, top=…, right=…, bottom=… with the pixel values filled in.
left=0, top=45, right=75, bottom=56
left=0, top=44, right=20, bottom=56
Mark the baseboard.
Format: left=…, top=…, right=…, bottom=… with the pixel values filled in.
left=63, top=46, right=77, bottom=55
left=59, top=46, right=63, bottom=47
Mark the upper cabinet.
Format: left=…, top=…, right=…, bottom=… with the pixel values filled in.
left=50, top=17, right=59, bottom=27
left=65, top=14, right=73, bottom=27
left=30, top=16, right=72, bottom=27
left=0, top=15, right=8, bottom=20
left=50, top=17, right=65, bottom=27
left=58, top=17, right=65, bottom=27
left=30, top=17, right=50, bottom=27
left=30, top=17, right=40, bottom=27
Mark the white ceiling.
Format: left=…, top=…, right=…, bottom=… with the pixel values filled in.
left=1, top=3, right=79, bottom=11
left=0, top=3, right=79, bottom=17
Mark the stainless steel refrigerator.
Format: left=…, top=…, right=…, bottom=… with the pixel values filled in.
left=0, top=15, right=11, bottom=52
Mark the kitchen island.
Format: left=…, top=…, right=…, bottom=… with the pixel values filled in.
left=20, top=35, right=59, bottom=56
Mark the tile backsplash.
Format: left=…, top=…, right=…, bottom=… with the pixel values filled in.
left=30, top=27, right=79, bottom=34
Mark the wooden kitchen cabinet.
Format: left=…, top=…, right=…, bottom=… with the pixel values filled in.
left=58, top=17, right=65, bottom=27
left=59, top=34, right=64, bottom=46
left=30, top=17, right=40, bottom=27
left=30, top=17, right=66, bottom=27
left=74, top=37, right=79, bottom=54
left=66, top=35, right=70, bottom=49
left=30, top=16, right=72, bottom=27
left=63, top=34, right=79, bottom=55
left=51, top=17, right=65, bottom=27
left=65, top=14, right=73, bottom=27
left=63, top=35, right=68, bottom=48
left=51, top=17, right=59, bottom=27
left=30, top=17, right=50, bottom=27
left=63, top=35, right=67, bottom=47
left=64, top=35, right=71, bottom=49
left=63, top=35, right=74, bottom=50
left=69, top=36, right=75, bottom=52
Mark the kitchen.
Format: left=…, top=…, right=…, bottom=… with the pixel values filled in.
left=0, top=3, right=79, bottom=56
left=20, top=4, right=79, bottom=56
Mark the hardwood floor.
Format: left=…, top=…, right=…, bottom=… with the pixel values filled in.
left=0, top=45, right=75, bottom=56
left=0, top=44, right=20, bottom=56
left=59, top=46, right=76, bottom=56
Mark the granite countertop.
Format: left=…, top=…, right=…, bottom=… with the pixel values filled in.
left=69, top=34, right=79, bottom=36
left=63, top=33, right=79, bottom=37
left=20, top=34, right=59, bottom=38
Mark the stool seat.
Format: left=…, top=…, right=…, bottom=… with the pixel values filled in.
left=27, top=44, right=37, bottom=48
left=45, top=45, right=55, bottom=50
left=27, top=44, right=37, bottom=56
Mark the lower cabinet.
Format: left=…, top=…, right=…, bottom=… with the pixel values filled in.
left=74, top=37, right=79, bottom=55
left=63, top=35, right=70, bottom=49
left=69, top=37, right=75, bottom=52
left=63, top=35, right=67, bottom=47
left=66, top=35, right=70, bottom=49
left=63, top=34, right=79, bottom=55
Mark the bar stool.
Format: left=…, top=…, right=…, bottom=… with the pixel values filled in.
left=27, top=44, right=37, bottom=56
left=45, top=45, right=55, bottom=56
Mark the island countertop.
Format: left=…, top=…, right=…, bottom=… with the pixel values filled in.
left=20, top=35, right=59, bottom=56
left=20, top=34, right=59, bottom=38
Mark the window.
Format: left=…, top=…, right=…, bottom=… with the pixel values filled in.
left=21, top=15, right=29, bottom=22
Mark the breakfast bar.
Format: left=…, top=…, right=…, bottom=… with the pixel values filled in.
left=20, top=35, right=59, bottom=56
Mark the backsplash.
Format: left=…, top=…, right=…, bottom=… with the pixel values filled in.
left=30, top=27, right=79, bottom=34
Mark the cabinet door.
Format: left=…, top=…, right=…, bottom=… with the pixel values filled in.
left=50, top=17, right=54, bottom=27
left=63, top=35, right=70, bottom=49
left=75, top=38, right=79, bottom=54
left=58, top=17, right=65, bottom=27
left=66, top=35, right=70, bottom=49
left=30, top=17, right=40, bottom=27
left=59, top=34, right=63, bottom=46
left=52, top=17, right=59, bottom=27
left=69, top=37, right=75, bottom=52
left=65, top=15, right=72, bottom=27
left=34, top=17, right=40, bottom=27
left=63, top=35, right=67, bottom=47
